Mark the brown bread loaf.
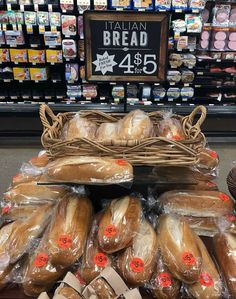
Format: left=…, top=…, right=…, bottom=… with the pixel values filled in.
left=156, top=117, right=185, bottom=141
left=159, top=190, right=234, bottom=217
left=23, top=281, right=53, bottom=297
left=0, top=264, right=14, bottom=291
left=44, top=156, right=133, bottom=184
left=29, top=151, right=49, bottom=167
left=90, top=278, right=116, bottom=299
left=47, top=193, right=93, bottom=267
left=12, top=172, right=40, bottom=186
left=116, top=220, right=157, bottom=286
left=213, top=233, right=236, bottom=298
left=57, top=286, right=83, bottom=299
left=150, top=247, right=181, bottom=299
left=187, top=235, right=222, bottom=299
left=97, top=196, right=142, bottom=253
left=197, top=148, right=219, bottom=170
left=3, top=182, right=66, bottom=204
left=80, top=216, right=112, bottom=284
left=96, top=123, right=118, bottom=142
left=158, top=215, right=202, bottom=283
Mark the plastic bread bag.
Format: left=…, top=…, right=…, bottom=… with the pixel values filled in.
left=213, top=232, right=236, bottom=298
left=3, top=182, right=67, bottom=205
left=158, top=190, right=234, bottom=218
left=61, top=114, right=98, bottom=141
left=146, top=246, right=181, bottom=299
left=116, top=219, right=158, bottom=286
left=40, top=156, right=133, bottom=185
left=47, top=191, right=93, bottom=268
left=53, top=272, right=84, bottom=298
left=96, top=123, right=118, bottom=143
left=80, top=215, right=113, bottom=284
left=11, top=172, right=41, bottom=187
left=116, top=109, right=154, bottom=140
left=157, top=215, right=202, bottom=284
left=156, top=111, right=185, bottom=141
left=196, top=148, right=219, bottom=171
left=29, top=150, right=50, bottom=168
left=82, top=267, right=128, bottom=299
left=97, top=195, right=142, bottom=254
left=185, top=234, right=222, bottom=299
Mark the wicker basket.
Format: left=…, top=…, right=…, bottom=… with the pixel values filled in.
left=40, top=104, right=207, bottom=166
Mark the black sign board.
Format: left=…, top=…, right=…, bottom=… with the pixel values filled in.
left=84, top=11, right=169, bottom=82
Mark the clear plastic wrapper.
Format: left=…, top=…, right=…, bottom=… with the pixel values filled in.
left=213, top=233, right=236, bottom=298
left=167, top=70, right=181, bottom=83
left=156, top=111, right=185, bottom=141
left=158, top=190, right=234, bottom=218
left=211, top=28, right=229, bottom=51
left=157, top=215, right=202, bottom=283
left=185, top=15, right=202, bottom=33
left=61, top=114, right=97, bottom=140
left=186, top=234, right=222, bottom=298
left=189, top=0, right=205, bottom=11
left=116, top=219, right=157, bottom=286
left=155, top=0, right=171, bottom=11
left=213, top=4, right=231, bottom=26
left=11, top=172, right=41, bottom=187
left=97, top=196, right=142, bottom=254
left=47, top=191, right=93, bottom=268
left=40, top=156, right=133, bottom=185
left=80, top=215, right=112, bottom=284
left=147, top=247, right=181, bottom=299
left=29, top=151, right=49, bottom=168
left=116, top=109, right=154, bottom=140
left=96, top=123, right=118, bottom=143
left=172, top=0, right=187, bottom=10
left=53, top=272, right=84, bottom=298
left=197, top=148, right=219, bottom=171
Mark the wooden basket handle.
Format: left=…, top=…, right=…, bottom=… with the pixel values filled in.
left=40, top=104, right=59, bottom=129
left=184, top=105, right=207, bottom=130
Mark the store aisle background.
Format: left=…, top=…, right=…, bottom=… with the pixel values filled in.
left=0, top=143, right=236, bottom=194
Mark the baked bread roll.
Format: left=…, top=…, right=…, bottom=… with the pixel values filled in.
left=159, top=190, right=234, bottom=217
left=213, top=233, right=236, bottom=298
left=81, top=216, right=112, bottom=283
left=44, top=156, right=133, bottom=184
left=47, top=193, right=93, bottom=267
left=61, top=114, right=97, bottom=140
left=150, top=247, right=181, bottom=299
left=3, top=182, right=65, bottom=204
left=187, top=235, right=222, bottom=299
left=12, top=173, right=40, bottom=186
left=117, top=220, right=157, bottom=286
left=117, top=109, right=154, bottom=140
left=57, top=286, right=83, bottom=299
left=90, top=278, right=116, bottom=299
left=98, top=196, right=142, bottom=253
left=96, top=123, right=118, bottom=142
left=29, top=151, right=49, bottom=167
left=156, top=116, right=185, bottom=141
left=158, top=215, right=202, bottom=283
left=0, top=264, right=14, bottom=291
left=23, top=281, right=52, bottom=297
left=197, top=149, right=219, bottom=170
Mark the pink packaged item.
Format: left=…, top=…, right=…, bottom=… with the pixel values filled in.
left=213, top=4, right=231, bottom=26
left=211, top=27, right=229, bottom=51
left=199, top=25, right=211, bottom=50
left=228, top=28, right=236, bottom=51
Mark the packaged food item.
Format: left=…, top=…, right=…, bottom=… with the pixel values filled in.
left=96, top=123, right=118, bottom=143
left=181, top=70, right=194, bottom=83
left=159, top=190, right=234, bottom=217
left=177, top=36, right=188, bottom=50
left=33, top=0, right=45, bottom=4
left=127, top=84, right=138, bottom=98
left=82, top=84, right=97, bottom=98
left=167, top=70, right=181, bottom=83
left=54, top=272, right=84, bottom=298
left=158, top=215, right=202, bottom=283
left=80, top=215, right=113, bottom=283
left=10, top=49, right=28, bottom=63
left=0, top=49, right=10, bottom=63
left=0, top=32, right=5, bottom=46
left=78, top=16, right=84, bottom=38
left=149, top=247, right=181, bottom=299
left=60, top=0, right=74, bottom=10
left=181, top=87, right=194, bottom=98
left=5, top=31, right=25, bottom=46
left=77, top=0, right=90, bottom=13
left=44, top=32, right=62, bottom=47
left=29, top=151, right=49, bottom=168
left=67, top=85, right=82, bottom=98
left=156, top=112, right=185, bottom=140
left=112, top=85, right=125, bottom=99
left=24, top=11, right=37, bottom=26
left=65, top=63, right=79, bottom=81
left=19, top=0, right=31, bottom=4
left=78, top=40, right=85, bottom=60
left=98, top=196, right=141, bottom=253
left=62, top=15, right=76, bottom=36
left=117, top=110, right=154, bottom=140
left=117, top=219, right=157, bottom=286
left=46, top=50, right=63, bottom=63
left=187, top=235, right=222, bottom=298
left=94, top=0, right=107, bottom=10
left=172, top=0, right=187, bottom=10
left=199, top=26, right=212, bottom=50
left=211, top=27, right=228, bottom=51
left=155, top=0, right=171, bottom=10
left=197, top=148, right=219, bottom=170
left=213, top=4, right=231, bottom=26
left=110, top=0, right=131, bottom=8
left=186, top=14, right=202, bottom=33
left=62, top=39, right=77, bottom=59
left=189, top=0, right=205, bottom=11
left=37, top=12, right=49, bottom=26
left=153, top=86, right=166, bottom=100
left=49, top=12, right=61, bottom=27
left=227, top=28, right=236, bottom=51
left=169, top=53, right=182, bottom=68
left=30, top=68, right=48, bottom=81
left=80, top=65, right=86, bottom=81
left=28, top=50, right=45, bottom=64
left=7, top=11, right=16, bottom=25
left=172, top=19, right=186, bottom=33
left=3, top=182, right=65, bottom=205
left=13, top=67, right=30, bottom=81
left=41, top=157, right=133, bottom=184
left=167, top=87, right=180, bottom=99
left=47, top=192, right=93, bottom=267
left=133, top=0, right=154, bottom=10
left=213, top=233, right=236, bottom=298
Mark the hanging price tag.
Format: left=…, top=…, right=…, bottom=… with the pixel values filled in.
left=104, top=225, right=117, bottom=237
left=94, top=253, right=108, bottom=267
left=57, top=235, right=72, bottom=249
left=130, top=258, right=144, bottom=273
left=182, top=252, right=196, bottom=266
left=157, top=272, right=172, bottom=288
left=34, top=253, right=49, bottom=268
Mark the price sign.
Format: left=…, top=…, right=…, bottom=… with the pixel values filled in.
left=84, top=11, right=168, bottom=82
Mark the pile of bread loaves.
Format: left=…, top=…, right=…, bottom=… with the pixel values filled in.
left=61, top=109, right=186, bottom=142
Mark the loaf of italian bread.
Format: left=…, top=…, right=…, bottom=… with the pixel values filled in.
left=47, top=192, right=93, bottom=267
left=197, top=148, right=219, bottom=170
left=159, top=190, right=234, bottom=217
left=116, top=220, right=157, bottom=286
left=43, top=156, right=133, bottom=184
left=97, top=196, right=142, bottom=253
left=187, top=235, right=222, bottom=299
left=158, top=215, right=202, bottom=283
left=57, top=286, right=83, bottom=298
left=96, top=123, right=118, bottom=142
left=213, top=233, right=236, bottom=298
